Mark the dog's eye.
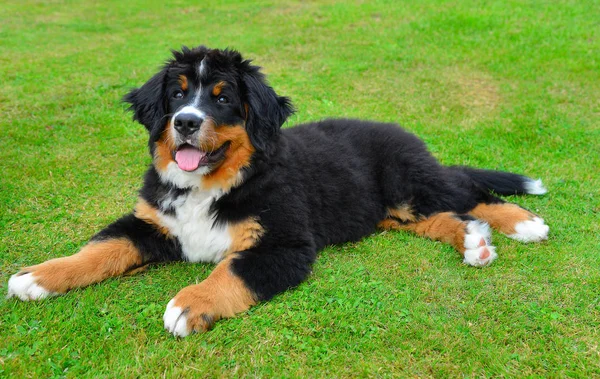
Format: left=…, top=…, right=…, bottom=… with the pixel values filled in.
left=217, top=96, right=229, bottom=104
left=173, top=91, right=184, bottom=99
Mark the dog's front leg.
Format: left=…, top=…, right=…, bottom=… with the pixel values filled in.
left=7, top=213, right=179, bottom=300
left=164, top=245, right=316, bottom=337
left=163, top=254, right=256, bottom=337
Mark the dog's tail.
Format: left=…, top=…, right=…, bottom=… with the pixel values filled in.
left=451, top=166, right=548, bottom=196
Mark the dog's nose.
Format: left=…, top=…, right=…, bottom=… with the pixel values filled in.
left=173, top=113, right=203, bottom=136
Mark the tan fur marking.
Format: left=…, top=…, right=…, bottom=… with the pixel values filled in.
left=387, top=204, right=417, bottom=222
left=178, top=75, right=188, bottom=91
left=134, top=198, right=171, bottom=236
left=212, top=81, right=226, bottom=96
left=470, top=203, right=534, bottom=235
left=227, top=217, right=264, bottom=255
left=377, top=218, right=403, bottom=230
left=201, top=123, right=255, bottom=191
left=21, top=239, right=142, bottom=293
left=172, top=255, right=256, bottom=332
left=154, top=122, right=177, bottom=172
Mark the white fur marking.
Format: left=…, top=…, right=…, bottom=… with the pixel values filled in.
left=524, top=178, right=547, bottom=195
left=164, top=299, right=191, bottom=337
left=157, top=189, right=231, bottom=263
left=508, top=217, right=549, bottom=242
left=463, top=246, right=498, bottom=267
left=173, top=106, right=206, bottom=121
left=464, top=220, right=491, bottom=249
left=463, top=220, right=497, bottom=267
left=7, top=273, right=54, bottom=301
left=198, top=58, right=207, bottom=77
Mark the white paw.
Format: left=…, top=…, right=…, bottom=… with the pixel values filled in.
left=464, top=220, right=491, bottom=249
left=463, top=220, right=497, bottom=267
left=7, top=272, right=54, bottom=301
left=508, top=217, right=549, bottom=243
left=163, top=299, right=190, bottom=337
left=463, top=245, right=498, bottom=267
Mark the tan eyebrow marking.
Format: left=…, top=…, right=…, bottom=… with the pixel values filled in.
left=178, top=75, right=188, bottom=91
left=212, top=81, right=226, bottom=97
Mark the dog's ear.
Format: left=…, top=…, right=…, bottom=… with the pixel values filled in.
left=123, top=65, right=170, bottom=132
left=242, top=65, right=294, bottom=155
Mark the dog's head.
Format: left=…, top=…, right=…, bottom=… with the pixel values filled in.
left=124, top=46, right=293, bottom=190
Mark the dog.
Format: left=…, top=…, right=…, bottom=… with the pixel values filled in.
left=7, top=46, right=549, bottom=337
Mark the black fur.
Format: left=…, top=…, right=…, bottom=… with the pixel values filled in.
left=123, top=67, right=170, bottom=133
left=241, top=66, right=294, bottom=155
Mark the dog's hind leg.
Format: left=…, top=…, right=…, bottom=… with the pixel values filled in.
left=449, top=166, right=549, bottom=242
left=378, top=211, right=497, bottom=267
left=469, top=202, right=549, bottom=243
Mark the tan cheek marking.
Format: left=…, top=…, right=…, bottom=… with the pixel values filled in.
left=22, top=239, right=142, bottom=293
left=201, top=124, right=255, bottom=191
left=154, top=122, right=176, bottom=172
left=226, top=217, right=264, bottom=255
left=178, top=75, right=188, bottom=91
left=212, top=81, right=226, bottom=97
left=173, top=255, right=257, bottom=332
left=469, top=203, right=535, bottom=235
left=134, top=198, right=171, bottom=236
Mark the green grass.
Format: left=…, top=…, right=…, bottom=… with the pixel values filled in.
left=1, top=0, right=599, bottom=377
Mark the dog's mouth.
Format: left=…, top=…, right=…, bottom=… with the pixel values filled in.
left=174, top=142, right=230, bottom=172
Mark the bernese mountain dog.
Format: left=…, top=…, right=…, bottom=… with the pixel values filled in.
left=7, top=46, right=549, bottom=337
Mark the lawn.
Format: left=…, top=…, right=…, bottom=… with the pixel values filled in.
left=1, top=0, right=599, bottom=377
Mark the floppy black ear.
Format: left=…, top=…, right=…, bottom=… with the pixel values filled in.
left=123, top=65, right=170, bottom=132
left=242, top=67, right=294, bottom=155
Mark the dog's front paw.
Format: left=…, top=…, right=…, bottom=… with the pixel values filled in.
left=163, top=290, right=217, bottom=338
left=7, top=271, right=55, bottom=301
left=163, top=299, right=191, bottom=337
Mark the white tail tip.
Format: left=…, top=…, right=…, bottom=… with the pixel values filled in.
left=524, top=178, right=547, bottom=195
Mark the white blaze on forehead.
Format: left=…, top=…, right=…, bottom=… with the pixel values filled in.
left=190, top=61, right=206, bottom=108
left=198, top=57, right=208, bottom=78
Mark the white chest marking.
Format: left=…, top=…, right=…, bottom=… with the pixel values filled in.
left=157, top=189, right=231, bottom=263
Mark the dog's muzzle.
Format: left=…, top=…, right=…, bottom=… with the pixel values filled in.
left=174, top=113, right=203, bottom=137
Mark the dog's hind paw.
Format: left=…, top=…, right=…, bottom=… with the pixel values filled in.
left=463, top=245, right=498, bottom=267
left=463, top=220, right=497, bottom=267
left=508, top=217, right=549, bottom=243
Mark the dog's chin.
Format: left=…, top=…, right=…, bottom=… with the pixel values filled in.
left=173, top=142, right=230, bottom=173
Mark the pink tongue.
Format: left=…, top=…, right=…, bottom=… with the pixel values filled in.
left=175, top=146, right=205, bottom=172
